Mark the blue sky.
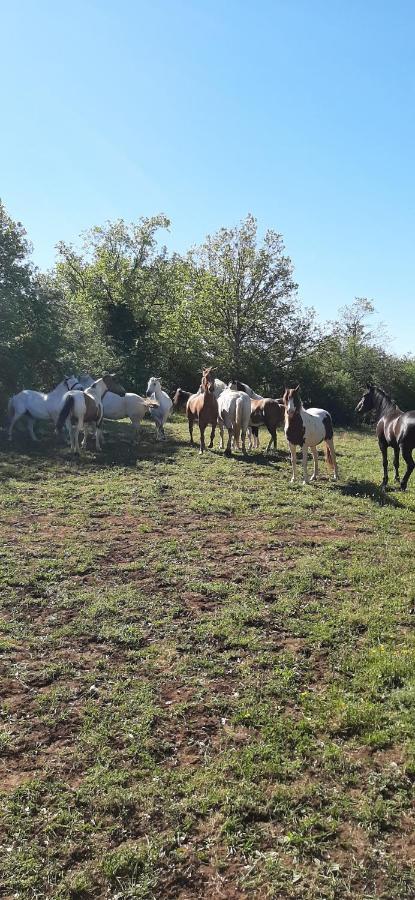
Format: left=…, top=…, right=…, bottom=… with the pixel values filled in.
left=1, top=0, right=414, bottom=353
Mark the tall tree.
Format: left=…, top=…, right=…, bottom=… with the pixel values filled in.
left=55, top=215, right=170, bottom=385
left=190, top=214, right=306, bottom=383
left=0, top=200, right=64, bottom=398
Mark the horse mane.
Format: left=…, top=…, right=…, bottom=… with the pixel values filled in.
left=372, top=385, right=398, bottom=413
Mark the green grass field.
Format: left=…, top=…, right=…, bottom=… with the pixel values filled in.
left=1, top=418, right=415, bottom=899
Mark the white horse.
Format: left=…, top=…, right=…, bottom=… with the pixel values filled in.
left=145, top=377, right=173, bottom=440
left=228, top=379, right=263, bottom=449
left=282, top=386, right=339, bottom=483
left=217, top=388, right=251, bottom=456
left=8, top=375, right=82, bottom=441
left=76, top=374, right=159, bottom=439
left=56, top=374, right=126, bottom=453
left=212, top=378, right=227, bottom=399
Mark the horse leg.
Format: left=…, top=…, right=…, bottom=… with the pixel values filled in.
left=393, top=445, right=400, bottom=483
left=26, top=415, right=39, bottom=441
left=75, top=417, right=84, bottom=454
left=289, top=443, right=298, bottom=482
left=71, top=423, right=80, bottom=454
left=131, top=418, right=141, bottom=441
left=266, top=427, right=276, bottom=453
left=208, top=424, right=216, bottom=449
left=241, top=429, right=248, bottom=455
left=327, top=439, right=339, bottom=480
left=218, top=423, right=224, bottom=450
left=302, top=445, right=310, bottom=484
left=199, top=423, right=206, bottom=454
left=95, top=426, right=103, bottom=451
left=379, top=435, right=389, bottom=488
left=400, top=445, right=415, bottom=492
left=310, top=445, right=319, bottom=481
left=188, top=412, right=195, bottom=446
left=224, top=428, right=232, bottom=457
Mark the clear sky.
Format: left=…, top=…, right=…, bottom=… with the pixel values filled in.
left=1, top=0, right=414, bottom=353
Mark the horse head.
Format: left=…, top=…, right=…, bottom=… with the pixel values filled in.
left=172, top=388, right=187, bottom=408
left=146, top=376, right=161, bottom=398
left=102, top=373, right=126, bottom=397
left=63, top=375, right=81, bottom=391
left=201, top=368, right=215, bottom=393
left=283, top=385, right=301, bottom=418
left=355, top=383, right=375, bottom=414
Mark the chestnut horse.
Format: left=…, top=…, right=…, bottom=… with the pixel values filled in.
left=355, top=383, right=415, bottom=491
left=228, top=380, right=284, bottom=451
left=186, top=368, right=218, bottom=454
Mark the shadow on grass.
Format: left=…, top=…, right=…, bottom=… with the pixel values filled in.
left=339, top=479, right=405, bottom=508
left=0, top=420, right=181, bottom=480
left=209, top=448, right=288, bottom=467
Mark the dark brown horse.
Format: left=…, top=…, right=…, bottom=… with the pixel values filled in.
left=186, top=368, right=218, bottom=454
left=228, top=380, right=284, bottom=451
left=356, top=383, right=415, bottom=491
left=172, top=388, right=193, bottom=411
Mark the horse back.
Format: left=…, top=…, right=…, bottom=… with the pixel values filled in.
left=305, top=407, right=333, bottom=443
left=186, top=393, right=202, bottom=416
left=382, top=410, right=415, bottom=446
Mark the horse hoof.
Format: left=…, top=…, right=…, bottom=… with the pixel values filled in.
left=302, top=479, right=310, bottom=485
left=401, top=483, right=407, bottom=492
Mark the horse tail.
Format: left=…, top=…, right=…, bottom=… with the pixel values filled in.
left=56, top=395, right=74, bottom=432
left=325, top=442, right=334, bottom=470
left=143, top=398, right=159, bottom=408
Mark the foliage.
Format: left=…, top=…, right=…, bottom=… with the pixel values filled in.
left=1, top=199, right=414, bottom=420
left=0, top=201, right=64, bottom=403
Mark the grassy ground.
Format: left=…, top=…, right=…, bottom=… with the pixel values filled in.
left=1, top=417, right=415, bottom=899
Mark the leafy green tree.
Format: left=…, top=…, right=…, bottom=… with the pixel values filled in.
left=54, top=215, right=170, bottom=386
left=0, top=200, right=64, bottom=403
left=189, top=214, right=312, bottom=387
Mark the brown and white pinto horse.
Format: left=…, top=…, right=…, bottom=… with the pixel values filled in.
left=355, top=383, right=415, bottom=491
left=57, top=374, right=126, bottom=453
left=186, top=368, right=218, bottom=454
left=282, top=386, right=338, bottom=483
left=228, top=380, right=284, bottom=451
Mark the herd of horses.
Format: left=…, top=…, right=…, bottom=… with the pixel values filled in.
left=6, top=371, right=415, bottom=490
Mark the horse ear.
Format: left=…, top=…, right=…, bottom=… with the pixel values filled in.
left=366, top=381, right=374, bottom=391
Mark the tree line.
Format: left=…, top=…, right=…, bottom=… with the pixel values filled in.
left=1, top=198, right=414, bottom=425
